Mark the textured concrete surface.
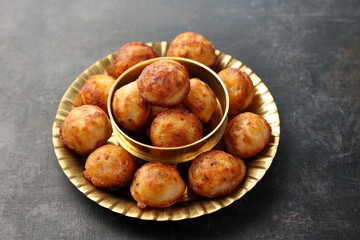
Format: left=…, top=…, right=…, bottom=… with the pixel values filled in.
left=1, top=0, right=360, bottom=239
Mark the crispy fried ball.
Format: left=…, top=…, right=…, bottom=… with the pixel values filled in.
left=112, top=42, right=158, bottom=78
left=130, top=162, right=186, bottom=208
left=218, top=68, right=254, bottom=114
left=188, top=150, right=246, bottom=198
left=81, top=74, right=116, bottom=114
left=145, top=105, right=168, bottom=138
left=167, top=32, right=217, bottom=68
left=137, top=60, right=190, bottom=107
left=59, top=105, right=112, bottom=155
left=83, top=144, right=136, bottom=189
left=112, top=81, right=150, bottom=131
left=224, top=112, right=271, bottom=159
left=73, top=92, right=83, bottom=107
left=183, top=78, right=217, bottom=123
left=145, top=103, right=186, bottom=137
left=150, top=108, right=203, bottom=147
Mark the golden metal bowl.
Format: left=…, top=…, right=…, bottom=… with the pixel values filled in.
left=52, top=41, right=280, bottom=221
left=107, top=57, right=229, bottom=164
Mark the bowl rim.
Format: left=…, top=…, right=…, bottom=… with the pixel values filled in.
left=107, top=56, right=229, bottom=150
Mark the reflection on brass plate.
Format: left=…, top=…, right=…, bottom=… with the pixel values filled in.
left=52, top=41, right=280, bottom=221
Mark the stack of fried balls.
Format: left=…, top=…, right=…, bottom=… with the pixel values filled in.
left=59, top=32, right=272, bottom=209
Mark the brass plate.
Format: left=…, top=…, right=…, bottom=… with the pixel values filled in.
left=52, top=41, right=280, bottom=221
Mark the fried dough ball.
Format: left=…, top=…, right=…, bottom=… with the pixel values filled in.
left=224, top=112, right=271, bottom=159
left=145, top=105, right=168, bottom=138
left=130, top=162, right=186, bottom=208
left=137, top=60, right=190, bottom=107
left=188, top=150, right=246, bottom=198
left=150, top=108, right=203, bottom=147
left=73, top=92, right=83, bottom=107
left=112, top=42, right=158, bottom=78
left=167, top=32, right=217, bottom=68
left=112, top=81, right=150, bottom=131
left=145, top=103, right=187, bottom=137
left=59, top=105, right=112, bottom=155
left=81, top=74, right=116, bottom=114
left=183, top=78, right=217, bottom=123
left=149, top=106, right=169, bottom=123
left=83, top=144, right=136, bottom=189
left=218, top=68, right=254, bottom=114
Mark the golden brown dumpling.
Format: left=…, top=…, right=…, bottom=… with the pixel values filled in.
left=81, top=74, right=116, bottom=114
left=167, top=32, right=217, bottom=68
left=224, top=112, right=271, bottom=158
left=145, top=105, right=168, bottom=138
left=183, top=78, right=217, bottom=123
left=130, top=162, right=186, bottom=208
left=84, top=144, right=136, bottom=189
left=59, top=105, right=112, bottom=155
left=112, top=81, right=150, bottom=131
left=113, top=42, right=158, bottom=78
left=73, top=92, right=83, bottom=107
left=144, top=103, right=187, bottom=138
left=218, top=68, right=254, bottom=114
left=137, top=60, right=190, bottom=107
left=188, top=150, right=246, bottom=198
left=150, top=108, right=203, bottom=147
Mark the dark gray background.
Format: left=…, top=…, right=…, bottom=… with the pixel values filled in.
left=1, top=0, right=359, bottom=239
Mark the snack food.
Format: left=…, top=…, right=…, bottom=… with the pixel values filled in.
left=112, top=81, right=150, bottom=131
left=167, top=32, right=216, bottom=68
left=130, top=162, right=186, bottom=208
left=145, top=105, right=168, bottom=137
left=84, top=144, right=136, bottom=189
left=150, top=108, right=203, bottom=147
left=224, top=112, right=271, bottom=158
left=59, top=105, right=112, bottom=155
left=113, top=42, right=158, bottom=78
left=145, top=103, right=187, bottom=137
left=53, top=40, right=280, bottom=218
left=73, top=92, right=83, bottom=107
left=137, top=60, right=190, bottom=107
left=183, top=78, right=217, bottom=123
left=188, top=150, right=246, bottom=198
left=218, top=68, right=254, bottom=114
left=81, top=74, right=116, bottom=114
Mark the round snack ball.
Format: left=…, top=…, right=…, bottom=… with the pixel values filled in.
left=145, top=105, right=168, bottom=138
left=59, top=105, right=112, bottom=155
left=183, top=78, right=217, bottom=123
left=218, top=68, right=254, bottom=114
left=167, top=32, right=217, bottom=68
left=188, top=150, right=246, bottom=198
left=81, top=74, right=116, bottom=114
left=150, top=108, right=203, bottom=147
left=113, top=42, right=158, bottom=78
left=149, top=106, right=169, bottom=123
left=137, top=60, right=190, bottom=107
left=130, top=162, right=186, bottom=208
left=84, top=144, right=136, bottom=189
left=112, top=81, right=150, bottom=131
left=73, top=92, right=83, bottom=107
left=144, top=103, right=186, bottom=138
left=224, top=112, right=271, bottom=159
